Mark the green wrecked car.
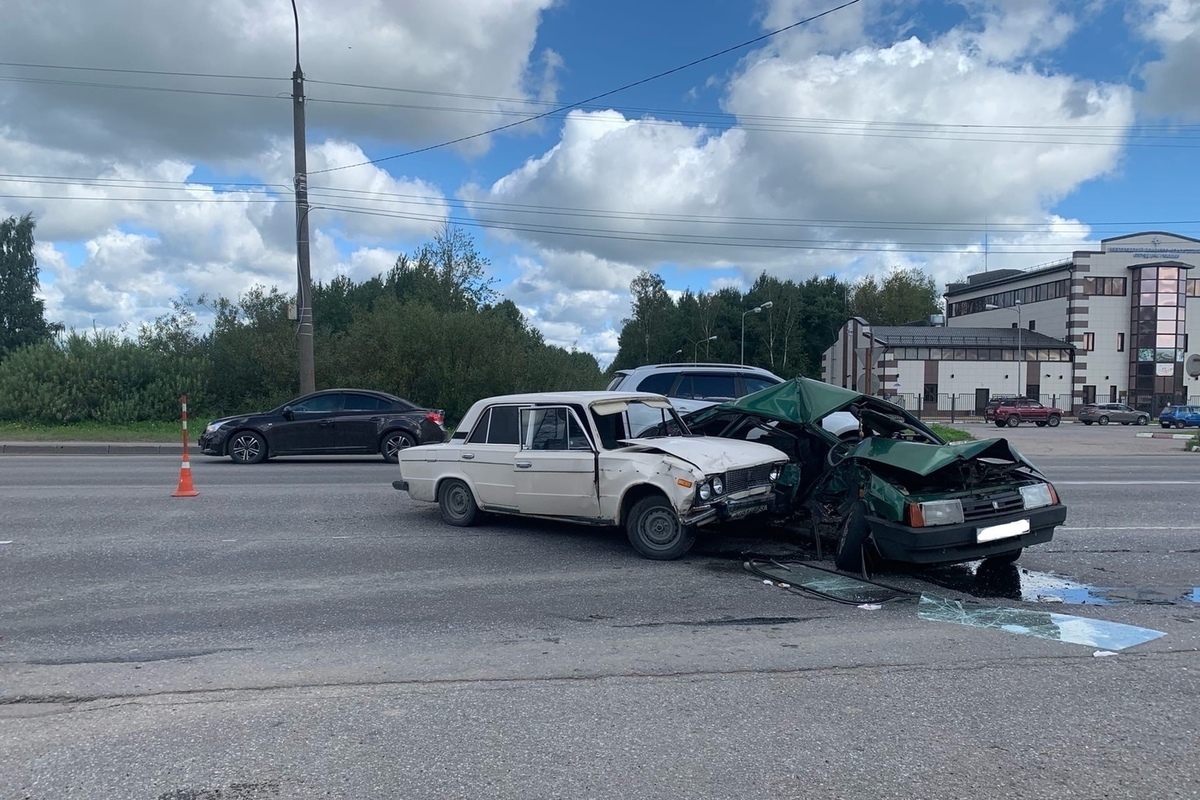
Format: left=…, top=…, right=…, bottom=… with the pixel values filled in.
left=681, top=378, right=1068, bottom=571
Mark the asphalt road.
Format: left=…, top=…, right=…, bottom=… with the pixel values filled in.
left=1, top=430, right=1199, bottom=799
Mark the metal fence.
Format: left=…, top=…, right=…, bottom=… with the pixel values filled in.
left=882, top=392, right=1074, bottom=422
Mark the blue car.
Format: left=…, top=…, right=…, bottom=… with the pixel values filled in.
left=1159, top=405, right=1200, bottom=429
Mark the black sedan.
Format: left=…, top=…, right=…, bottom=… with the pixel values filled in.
left=198, top=389, right=446, bottom=464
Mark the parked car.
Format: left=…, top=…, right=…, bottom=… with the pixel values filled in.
left=984, top=397, right=1063, bottom=428
left=1078, top=403, right=1150, bottom=426
left=679, top=378, right=1067, bottom=571
left=392, top=391, right=789, bottom=560
left=606, top=362, right=859, bottom=438
left=198, top=389, right=445, bottom=464
left=1159, top=405, right=1200, bottom=429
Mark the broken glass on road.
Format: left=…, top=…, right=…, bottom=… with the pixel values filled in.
left=917, top=594, right=1166, bottom=650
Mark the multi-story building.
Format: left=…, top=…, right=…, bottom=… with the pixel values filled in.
left=821, top=231, right=1200, bottom=414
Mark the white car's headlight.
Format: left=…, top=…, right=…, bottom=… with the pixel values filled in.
left=711, top=476, right=724, bottom=495
left=1020, top=483, right=1054, bottom=510
left=915, top=499, right=965, bottom=527
left=769, top=465, right=782, bottom=482
left=698, top=482, right=712, bottom=502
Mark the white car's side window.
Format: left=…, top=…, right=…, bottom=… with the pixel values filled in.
left=520, top=407, right=593, bottom=451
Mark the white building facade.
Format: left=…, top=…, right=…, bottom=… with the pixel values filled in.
left=821, top=231, right=1200, bottom=415
left=946, top=232, right=1200, bottom=412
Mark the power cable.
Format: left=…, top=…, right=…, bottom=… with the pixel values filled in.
left=309, top=0, right=865, bottom=173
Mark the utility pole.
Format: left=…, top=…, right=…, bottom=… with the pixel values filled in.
left=291, top=0, right=315, bottom=395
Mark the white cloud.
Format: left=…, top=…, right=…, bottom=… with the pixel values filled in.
left=468, top=16, right=1132, bottom=273
left=0, top=0, right=557, bottom=163
left=1136, top=0, right=1200, bottom=120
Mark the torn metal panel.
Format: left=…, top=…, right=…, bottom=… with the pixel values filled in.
left=917, top=594, right=1166, bottom=650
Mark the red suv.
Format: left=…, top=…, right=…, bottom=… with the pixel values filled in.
left=985, top=397, right=1063, bottom=428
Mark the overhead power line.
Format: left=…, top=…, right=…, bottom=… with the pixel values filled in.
left=3, top=174, right=1200, bottom=237
left=309, top=0, right=865, bottom=174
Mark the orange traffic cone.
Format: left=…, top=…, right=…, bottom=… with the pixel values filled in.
left=172, top=394, right=200, bottom=498
left=173, top=457, right=199, bottom=497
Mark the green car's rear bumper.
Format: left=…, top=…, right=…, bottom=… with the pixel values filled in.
left=866, top=504, right=1067, bottom=565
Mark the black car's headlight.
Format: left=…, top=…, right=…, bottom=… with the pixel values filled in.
left=1020, top=483, right=1055, bottom=509
left=204, top=422, right=225, bottom=435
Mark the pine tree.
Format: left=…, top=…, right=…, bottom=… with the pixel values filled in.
left=0, top=213, right=58, bottom=360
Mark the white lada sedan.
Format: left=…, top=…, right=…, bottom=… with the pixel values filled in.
left=393, top=391, right=789, bottom=560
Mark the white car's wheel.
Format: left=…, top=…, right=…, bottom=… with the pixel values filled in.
left=438, top=479, right=479, bottom=527
left=625, top=495, right=695, bottom=560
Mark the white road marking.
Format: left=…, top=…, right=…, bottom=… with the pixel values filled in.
left=1060, top=526, right=1200, bottom=531
left=1055, top=481, right=1200, bottom=485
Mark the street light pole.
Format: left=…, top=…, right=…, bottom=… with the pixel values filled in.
left=291, top=0, right=315, bottom=396
left=1016, top=301, right=1023, bottom=396
left=689, top=335, right=717, bottom=363
left=740, top=301, right=774, bottom=365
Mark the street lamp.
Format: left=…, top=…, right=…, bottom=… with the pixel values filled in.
left=741, top=301, right=774, bottom=365
left=671, top=348, right=683, bottom=361
left=986, top=301, right=1023, bottom=395
left=688, top=335, right=718, bottom=363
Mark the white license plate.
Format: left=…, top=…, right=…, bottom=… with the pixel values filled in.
left=977, top=518, right=1031, bottom=543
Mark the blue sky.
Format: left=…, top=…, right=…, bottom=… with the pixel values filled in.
left=1, top=0, right=1198, bottom=364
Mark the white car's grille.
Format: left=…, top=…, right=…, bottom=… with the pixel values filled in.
left=723, top=464, right=775, bottom=494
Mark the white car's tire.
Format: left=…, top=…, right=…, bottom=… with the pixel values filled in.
left=625, top=495, right=695, bottom=560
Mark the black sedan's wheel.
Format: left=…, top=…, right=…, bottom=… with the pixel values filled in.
left=626, top=495, right=695, bottom=560
left=1098, top=415, right=1109, bottom=425
left=1006, top=415, right=1021, bottom=427
left=438, top=479, right=479, bottom=527
left=994, top=421, right=1005, bottom=428
left=381, top=430, right=416, bottom=463
left=834, top=501, right=873, bottom=572
left=1137, top=416, right=1149, bottom=426
left=228, top=431, right=266, bottom=464
left=1082, top=420, right=1093, bottom=425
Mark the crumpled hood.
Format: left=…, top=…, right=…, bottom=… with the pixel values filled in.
left=618, top=436, right=787, bottom=473
left=848, top=436, right=1035, bottom=477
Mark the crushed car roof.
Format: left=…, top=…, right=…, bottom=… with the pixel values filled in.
left=722, top=377, right=864, bottom=424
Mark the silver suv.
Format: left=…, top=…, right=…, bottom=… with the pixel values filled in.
left=606, top=363, right=858, bottom=437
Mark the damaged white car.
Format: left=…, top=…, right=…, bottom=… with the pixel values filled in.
left=393, top=391, right=789, bottom=559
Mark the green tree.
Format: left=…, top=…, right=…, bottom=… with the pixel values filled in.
left=848, top=267, right=942, bottom=326
left=0, top=214, right=59, bottom=360
left=613, top=271, right=678, bottom=369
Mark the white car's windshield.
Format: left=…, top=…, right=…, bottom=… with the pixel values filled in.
left=591, top=399, right=688, bottom=446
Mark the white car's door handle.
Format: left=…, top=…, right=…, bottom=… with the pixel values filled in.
left=515, top=461, right=532, bottom=469
left=461, top=453, right=475, bottom=460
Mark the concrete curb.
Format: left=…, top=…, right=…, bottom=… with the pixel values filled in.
left=0, top=442, right=198, bottom=455
left=1135, top=432, right=1197, bottom=441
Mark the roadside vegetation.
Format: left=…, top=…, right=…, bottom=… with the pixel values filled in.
left=929, top=422, right=974, bottom=442
left=2, top=212, right=942, bottom=435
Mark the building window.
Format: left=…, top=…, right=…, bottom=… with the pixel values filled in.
left=1028, top=320, right=1036, bottom=331
left=1083, top=277, right=1128, bottom=297
left=923, top=383, right=938, bottom=402
left=1083, top=385, right=1096, bottom=404
left=1188, top=279, right=1200, bottom=297
left=1083, top=332, right=1095, bottom=351
left=1117, top=332, right=1125, bottom=352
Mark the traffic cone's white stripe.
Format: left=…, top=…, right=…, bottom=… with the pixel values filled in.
left=181, top=461, right=190, bottom=469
